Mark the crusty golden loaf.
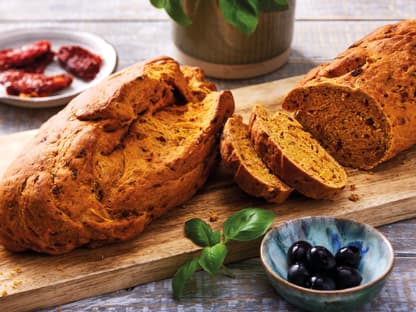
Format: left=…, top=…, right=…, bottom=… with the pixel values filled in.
left=0, top=56, right=234, bottom=254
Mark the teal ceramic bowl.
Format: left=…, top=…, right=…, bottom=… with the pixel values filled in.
left=260, top=216, right=394, bottom=312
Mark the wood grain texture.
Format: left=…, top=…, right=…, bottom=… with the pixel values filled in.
left=0, top=0, right=414, bottom=21
left=295, top=0, right=416, bottom=20
left=43, top=254, right=416, bottom=312
left=0, top=0, right=165, bottom=21
left=0, top=75, right=415, bottom=311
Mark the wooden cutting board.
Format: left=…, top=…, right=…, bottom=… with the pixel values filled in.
left=0, top=75, right=416, bottom=311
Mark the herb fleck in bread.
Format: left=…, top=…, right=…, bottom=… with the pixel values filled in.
left=282, top=19, right=416, bottom=169
left=220, top=115, right=293, bottom=203
left=0, top=56, right=234, bottom=254
left=249, top=104, right=347, bottom=200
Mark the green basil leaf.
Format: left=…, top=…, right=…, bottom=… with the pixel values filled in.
left=164, top=0, right=192, bottom=26
left=172, top=257, right=200, bottom=299
left=211, top=230, right=221, bottom=245
left=258, top=0, right=289, bottom=12
left=185, top=218, right=220, bottom=247
left=223, top=208, right=275, bottom=242
left=150, top=0, right=165, bottom=9
left=198, top=243, right=228, bottom=276
left=218, top=0, right=259, bottom=35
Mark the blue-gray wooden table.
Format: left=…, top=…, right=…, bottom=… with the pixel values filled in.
left=0, top=1, right=415, bottom=311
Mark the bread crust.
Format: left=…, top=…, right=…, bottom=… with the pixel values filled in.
left=0, top=56, right=234, bottom=254
left=220, top=115, right=292, bottom=203
left=282, top=19, right=416, bottom=169
left=248, top=105, right=347, bottom=200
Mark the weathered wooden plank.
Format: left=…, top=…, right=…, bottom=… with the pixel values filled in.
left=379, top=219, right=416, bottom=255
left=44, top=253, right=416, bottom=312
left=296, top=0, right=416, bottom=20
left=0, top=0, right=165, bottom=21
left=0, top=0, right=413, bottom=21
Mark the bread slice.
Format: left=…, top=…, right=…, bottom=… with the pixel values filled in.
left=249, top=104, right=347, bottom=200
left=220, top=115, right=293, bottom=203
left=0, top=56, right=234, bottom=254
left=282, top=20, right=416, bottom=169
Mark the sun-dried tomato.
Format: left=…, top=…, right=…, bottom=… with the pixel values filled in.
left=0, top=70, right=73, bottom=97
left=57, top=45, right=102, bottom=80
left=0, top=40, right=52, bottom=71
left=16, top=51, right=55, bottom=73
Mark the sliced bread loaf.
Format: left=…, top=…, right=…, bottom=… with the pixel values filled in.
left=282, top=19, right=416, bottom=169
left=249, top=104, right=347, bottom=200
left=220, top=115, right=293, bottom=203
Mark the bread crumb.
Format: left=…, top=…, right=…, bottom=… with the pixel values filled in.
left=9, top=268, right=22, bottom=277
left=348, top=194, right=360, bottom=202
left=349, top=184, right=356, bottom=191
left=12, top=280, right=22, bottom=289
left=209, top=211, right=218, bottom=222
left=1, top=290, right=7, bottom=297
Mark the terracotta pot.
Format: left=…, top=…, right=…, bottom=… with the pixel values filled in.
left=172, top=0, right=296, bottom=79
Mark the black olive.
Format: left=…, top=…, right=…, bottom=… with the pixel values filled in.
left=307, top=246, right=336, bottom=273
left=287, top=240, right=312, bottom=266
left=309, top=274, right=336, bottom=291
left=335, top=246, right=361, bottom=269
left=287, top=263, right=311, bottom=288
left=335, top=266, right=363, bottom=289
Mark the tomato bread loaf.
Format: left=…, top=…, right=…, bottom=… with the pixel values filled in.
left=220, top=115, right=293, bottom=203
left=0, top=56, right=234, bottom=254
left=282, top=19, right=416, bottom=169
left=248, top=104, right=347, bottom=200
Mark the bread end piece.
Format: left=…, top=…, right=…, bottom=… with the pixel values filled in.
left=282, top=20, right=416, bottom=169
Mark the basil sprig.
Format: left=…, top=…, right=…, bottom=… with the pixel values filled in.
left=150, top=0, right=289, bottom=35
left=172, top=208, right=275, bottom=299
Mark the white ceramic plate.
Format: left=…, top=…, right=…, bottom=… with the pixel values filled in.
left=0, top=27, right=117, bottom=108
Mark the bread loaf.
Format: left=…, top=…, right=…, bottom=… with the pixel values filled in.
left=0, top=56, right=234, bottom=254
left=220, top=115, right=293, bottom=203
left=282, top=19, right=416, bottom=169
left=249, top=104, right=347, bottom=200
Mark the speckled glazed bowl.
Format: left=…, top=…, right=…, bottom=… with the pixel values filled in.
left=260, top=216, right=394, bottom=312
